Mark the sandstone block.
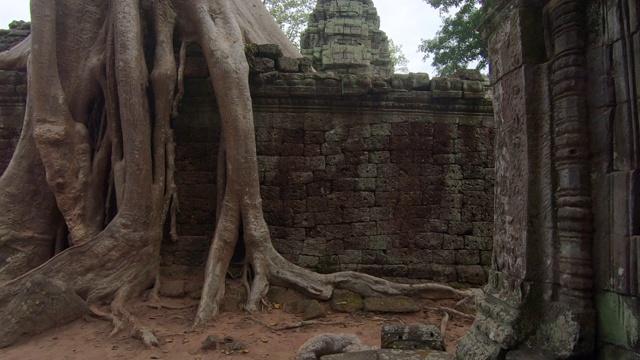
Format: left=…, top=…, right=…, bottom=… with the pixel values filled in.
left=381, top=324, right=445, bottom=351
left=249, top=58, right=275, bottom=73
left=278, top=57, right=301, bottom=72
left=330, top=289, right=364, bottom=313
left=257, top=44, right=283, bottom=59
left=456, top=265, right=486, bottom=284
left=303, top=300, right=327, bottom=320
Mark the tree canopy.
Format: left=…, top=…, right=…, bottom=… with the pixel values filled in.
left=419, top=0, right=487, bottom=76
left=264, top=0, right=316, bottom=47
left=389, top=39, right=409, bottom=74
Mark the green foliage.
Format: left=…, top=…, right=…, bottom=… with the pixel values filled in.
left=389, top=39, right=409, bottom=74
left=419, top=0, right=487, bottom=76
left=264, top=0, right=316, bottom=48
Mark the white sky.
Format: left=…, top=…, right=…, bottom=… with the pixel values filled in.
left=0, top=0, right=442, bottom=75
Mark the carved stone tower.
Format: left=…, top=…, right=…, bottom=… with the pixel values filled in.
left=300, top=0, right=394, bottom=77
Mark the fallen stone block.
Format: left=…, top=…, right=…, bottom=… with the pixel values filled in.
left=381, top=324, right=445, bottom=351
left=201, top=334, right=218, bottom=351
left=330, top=289, right=364, bottom=313
left=303, top=299, right=327, bottom=320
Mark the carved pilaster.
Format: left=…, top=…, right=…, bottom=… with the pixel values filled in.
left=548, top=0, right=594, bottom=310
left=546, top=0, right=596, bottom=354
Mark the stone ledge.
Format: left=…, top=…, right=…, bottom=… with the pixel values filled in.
left=245, top=46, right=489, bottom=101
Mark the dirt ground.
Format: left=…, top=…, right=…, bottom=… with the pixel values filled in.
left=0, top=280, right=474, bottom=360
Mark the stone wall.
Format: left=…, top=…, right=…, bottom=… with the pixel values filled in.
left=0, top=70, right=26, bottom=174
left=586, top=0, right=640, bottom=357
left=159, top=47, right=494, bottom=285
left=0, top=41, right=494, bottom=286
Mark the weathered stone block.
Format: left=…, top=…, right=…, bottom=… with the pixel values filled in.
left=267, top=286, right=307, bottom=313
left=344, top=237, right=371, bottom=251
left=407, top=264, right=456, bottom=282
left=277, top=57, right=300, bottom=72
left=381, top=324, right=445, bottom=351
left=369, top=235, right=388, bottom=250
left=362, top=250, right=387, bottom=265
left=249, top=57, right=275, bottom=73
left=464, top=235, right=492, bottom=250
left=299, top=57, right=313, bottom=72
left=415, top=233, right=444, bottom=249
left=456, top=250, right=480, bottom=265
left=355, top=178, right=375, bottom=191
left=462, top=80, right=485, bottom=99
left=330, top=289, right=364, bottom=313
left=297, top=255, right=318, bottom=268
left=339, top=250, right=362, bottom=264
left=302, top=238, right=326, bottom=256
left=257, top=43, right=283, bottom=59
left=456, top=265, right=486, bottom=284
left=430, top=78, right=462, bottom=98
left=302, top=299, right=327, bottom=320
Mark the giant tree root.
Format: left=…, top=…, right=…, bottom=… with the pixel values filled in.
left=90, top=286, right=159, bottom=347
left=195, top=229, right=471, bottom=327
left=0, top=274, right=88, bottom=348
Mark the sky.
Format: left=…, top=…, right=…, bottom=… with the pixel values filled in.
left=0, top=0, right=442, bottom=76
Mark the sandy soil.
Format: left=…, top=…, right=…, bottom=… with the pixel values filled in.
left=0, top=280, right=474, bottom=360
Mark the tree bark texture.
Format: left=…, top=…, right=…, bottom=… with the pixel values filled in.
left=0, top=0, right=468, bottom=346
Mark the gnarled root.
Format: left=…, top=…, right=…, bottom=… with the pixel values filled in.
left=90, top=286, right=158, bottom=347
left=195, top=207, right=472, bottom=325
left=241, top=243, right=471, bottom=315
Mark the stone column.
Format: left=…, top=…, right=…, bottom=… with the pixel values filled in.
left=456, top=0, right=595, bottom=358
left=546, top=1, right=595, bottom=351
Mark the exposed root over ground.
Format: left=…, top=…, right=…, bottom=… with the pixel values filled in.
left=0, top=279, right=476, bottom=359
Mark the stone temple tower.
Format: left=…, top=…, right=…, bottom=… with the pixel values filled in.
left=300, top=0, right=394, bottom=77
